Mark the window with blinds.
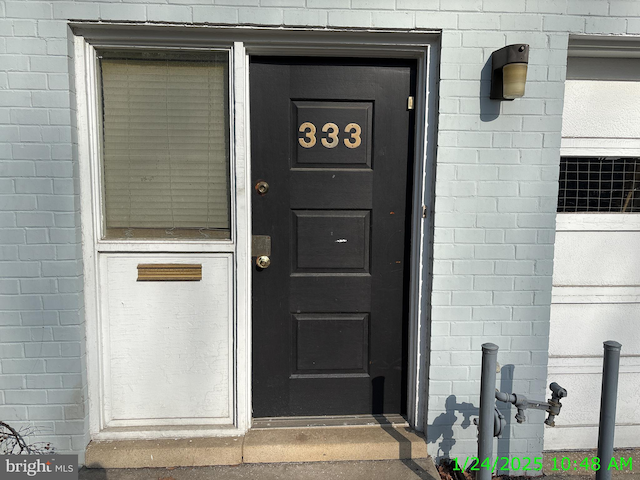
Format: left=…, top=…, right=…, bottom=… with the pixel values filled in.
left=99, top=51, right=230, bottom=240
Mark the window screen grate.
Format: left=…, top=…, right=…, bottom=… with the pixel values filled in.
left=558, top=157, right=640, bottom=213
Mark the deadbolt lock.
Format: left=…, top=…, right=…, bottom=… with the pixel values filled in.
left=255, top=180, right=269, bottom=195
left=256, top=255, right=271, bottom=269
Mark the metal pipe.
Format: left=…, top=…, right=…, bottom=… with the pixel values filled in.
left=596, top=340, right=622, bottom=480
left=478, top=343, right=499, bottom=480
left=495, top=391, right=516, bottom=403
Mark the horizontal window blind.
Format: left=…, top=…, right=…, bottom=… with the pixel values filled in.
left=100, top=54, right=230, bottom=238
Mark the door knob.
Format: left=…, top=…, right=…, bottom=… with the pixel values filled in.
left=256, top=255, right=271, bottom=269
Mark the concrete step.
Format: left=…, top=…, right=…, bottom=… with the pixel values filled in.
left=243, top=425, right=428, bottom=463
left=85, top=437, right=243, bottom=469
left=85, top=425, right=429, bottom=468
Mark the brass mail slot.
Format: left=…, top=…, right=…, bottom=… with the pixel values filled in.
left=137, top=264, right=202, bottom=281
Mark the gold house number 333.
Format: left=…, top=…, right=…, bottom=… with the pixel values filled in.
left=298, top=122, right=362, bottom=149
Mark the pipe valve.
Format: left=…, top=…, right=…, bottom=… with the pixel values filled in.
left=494, top=382, right=567, bottom=429
left=550, top=382, right=567, bottom=399
left=545, top=382, right=567, bottom=427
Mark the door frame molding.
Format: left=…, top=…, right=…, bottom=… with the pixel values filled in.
left=73, top=23, right=439, bottom=440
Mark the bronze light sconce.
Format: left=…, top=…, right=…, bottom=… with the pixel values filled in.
left=490, top=44, right=529, bottom=100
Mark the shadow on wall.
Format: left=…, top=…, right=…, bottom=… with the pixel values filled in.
left=427, top=365, right=516, bottom=461
left=372, top=377, right=434, bottom=477
left=497, top=364, right=515, bottom=464
left=480, top=57, right=500, bottom=122
left=427, top=395, right=478, bottom=459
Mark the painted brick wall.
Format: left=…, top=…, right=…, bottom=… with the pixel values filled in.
left=0, top=0, right=638, bottom=467
left=0, top=5, right=88, bottom=462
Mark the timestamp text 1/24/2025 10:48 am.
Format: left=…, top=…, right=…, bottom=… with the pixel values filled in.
left=453, top=456, right=633, bottom=473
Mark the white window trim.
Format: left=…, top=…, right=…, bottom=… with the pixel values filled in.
left=74, top=24, right=439, bottom=441
left=560, top=139, right=640, bottom=158
left=556, top=153, right=640, bottom=231
left=556, top=213, right=640, bottom=231
left=93, top=45, right=237, bottom=254
left=76, top=36, right=242, bottom=440
left=562, top=42, right=640, bottom=177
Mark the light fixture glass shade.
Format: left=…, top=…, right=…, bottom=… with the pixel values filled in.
left=502, top=63, right=528, bottom=99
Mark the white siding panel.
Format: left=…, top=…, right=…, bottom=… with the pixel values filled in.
left=553, top=231, right=640, bottom=286
left=545, top=424, right=640, bottom=451
left=545, top=355, right=640, bottom=450
left=542, top=370, right=640, bottom=427
left=103, top=254, right=232, bottom=425
left=562, top=80, right=640, bottom=140
left=550, top=303, right=639, bottom=356
left=549, top=225, right=640, bottom=449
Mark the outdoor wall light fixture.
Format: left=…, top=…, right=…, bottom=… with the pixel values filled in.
left=490, top=44, right=529, bottom=100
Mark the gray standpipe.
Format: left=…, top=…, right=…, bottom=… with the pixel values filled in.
left=478, top=343, right=499, bottom=480
left=477, top=343, right=567, bottom=480
left=596, top=340, right=622, bottom=480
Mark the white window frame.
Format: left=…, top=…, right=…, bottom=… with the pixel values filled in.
left=556, top=213, right=640, bottom=232
left=74, top=24, right=439, bottom=441
left=556, top=155, right=640, bottom=232
left=96, top=48, right=235, bottom=247
left=559, top=41, right=640, bottom=233
left=90, top=46, right=237, bottom=254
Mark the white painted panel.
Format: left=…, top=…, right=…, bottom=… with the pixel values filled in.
left=560, top=137, right=640, bottom=156
left=562, top=80, right=640, bottom=140
left=553, top=231, right=640, bottom=286
left=548, top=355, right=640, bottom=374
left=552, top=286, right=640, bottom=304
left=549, top=303, right=640, bottom=356
left=103, top=254, right=232, bottom=425
left=556, top=213, right=640, bottom=232
left=543, top=370, right=640, bottom=427
left=545, top=361, right=640, bottom=450
left=545, top=424, right=640, bottom=451
left=551, top=58, right=640, bottom=452
left=567, top=57, right=640, bottom=82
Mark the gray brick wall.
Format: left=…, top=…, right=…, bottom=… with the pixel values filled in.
left=0, top=0, right=87, bottom=456
left=0, top=0, right=635, bottom=467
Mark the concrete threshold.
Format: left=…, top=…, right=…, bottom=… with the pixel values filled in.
left=244, top=425, right=428, bottom=463
left=85, top=424, right=430, bottom=469
left=85, top=437, right=243, bottom=469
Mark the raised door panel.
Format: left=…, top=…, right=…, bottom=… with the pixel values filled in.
left=102, top=254, right=232, bottom=426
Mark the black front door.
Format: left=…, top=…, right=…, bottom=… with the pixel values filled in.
left=251, top=57, right=415, bottom=417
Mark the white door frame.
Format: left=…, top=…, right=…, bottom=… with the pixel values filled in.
left=73, top=24, right=439, bottom=441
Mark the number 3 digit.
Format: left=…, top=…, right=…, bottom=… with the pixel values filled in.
left=344, top=123, right=362, bottom=149
left=298, top=122, right=316, bottom=148
left=321, top=123, right=339, bottom=148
